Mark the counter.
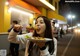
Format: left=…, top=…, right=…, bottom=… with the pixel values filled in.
left=0, top=32, right=8, bottom=35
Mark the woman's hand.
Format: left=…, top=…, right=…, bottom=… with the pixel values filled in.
left=35, top=42, right=46, bottom=48
left=14, top=24, right=22, bottom=31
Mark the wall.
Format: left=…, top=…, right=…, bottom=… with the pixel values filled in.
left=0, top=0, right=11, bottom=33
left=0, top=34, right=10, bottom=54
left=37, top=7, right=47, bottom=16
left=0, top=0, right=4, bottom=32
left=4, top=5, right=11, bottom=32
left=0, top=34, right=26, bottom=55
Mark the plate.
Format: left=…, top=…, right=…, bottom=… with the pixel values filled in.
left=27, top=37, right=52, bottom=42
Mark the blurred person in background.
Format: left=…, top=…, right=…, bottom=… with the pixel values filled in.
left=8, top=20, right=22, bottom=56
left=51, top=21, right=59, bottom=41
left=60, top=28, right=64, bottom=38
left=26, top=24, right=34, bottom=33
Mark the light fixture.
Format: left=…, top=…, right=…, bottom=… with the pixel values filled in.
left=39, top=0, right=55, bottom=11
left=77, top=24, right=80, bottom=27
left=68, top=14, right=75, bottom=19
left=5, top=1, right=9, bottom=5
left=8, top=7, right=33, bottom=17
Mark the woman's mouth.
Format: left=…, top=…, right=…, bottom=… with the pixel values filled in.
left=36, top=26, right=41, bottom=32
left=37, top=28, right=40, bottom=31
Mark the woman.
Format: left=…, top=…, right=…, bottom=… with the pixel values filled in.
left=8, top=16, right=57, bottom=56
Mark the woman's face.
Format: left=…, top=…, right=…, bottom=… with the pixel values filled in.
left=35, top=17, right=46, bottom=35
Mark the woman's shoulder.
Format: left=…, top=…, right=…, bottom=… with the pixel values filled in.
left=53, top=37, right=57, bottom=43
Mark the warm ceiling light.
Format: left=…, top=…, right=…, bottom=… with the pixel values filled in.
left=39, top=0, right=55, bottom=11
left=8, top=7, right=33, bottom=17
left=5, top=1, right=9, bottom=5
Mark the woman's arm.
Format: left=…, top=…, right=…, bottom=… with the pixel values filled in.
left=52, top=38, right=57, bottom=56
left=8, top=29, right=19, bottom=43
left=8, top=29, right=33, bottom=44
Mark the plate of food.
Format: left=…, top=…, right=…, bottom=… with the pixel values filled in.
left=27, top=37, right=52, bottom=42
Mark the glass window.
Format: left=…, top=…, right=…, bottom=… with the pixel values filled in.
left=49, top=0, right=53, bottom=5
left=55, top=2, right=57, bottom=9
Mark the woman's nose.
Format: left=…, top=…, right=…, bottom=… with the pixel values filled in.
left=36, top=22, right=40, bottom=25
left=36, top=23, right=40, bottom=27
left=36, top=24, right=40, bottom=27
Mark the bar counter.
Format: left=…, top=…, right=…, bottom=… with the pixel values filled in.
left=0, top=32, right=8, bottom=34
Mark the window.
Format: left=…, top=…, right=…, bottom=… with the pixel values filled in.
left=49, top=0, right=53, bottom=5
left=55, top=2, right=57, bottom=9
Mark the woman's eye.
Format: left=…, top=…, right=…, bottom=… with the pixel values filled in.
left=35, top=21, right=44, bottom=24
left=35, top=22, right=37, bottom=24
left=40, top=21, right=44, bottom=24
